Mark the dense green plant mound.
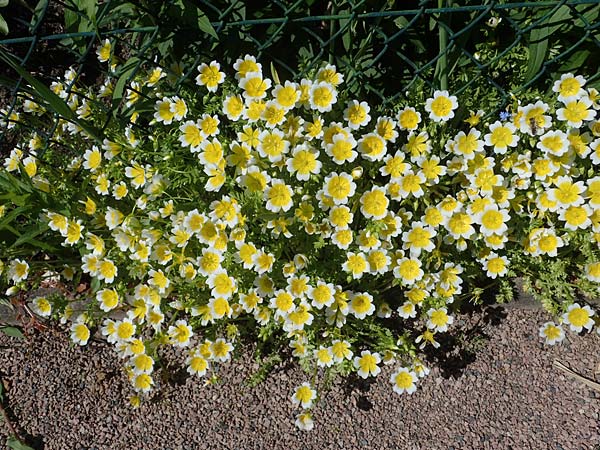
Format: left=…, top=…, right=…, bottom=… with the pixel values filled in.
left=1, top=45, right=600, bottom=429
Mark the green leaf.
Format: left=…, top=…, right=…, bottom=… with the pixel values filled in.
left=0, top=0, right=9, bottom=8
left=19, top=237, right=58, bottom=252
left=0, top=50, right=101, bottom=142
left=0, top=206, right=33, bottom=231
left=196, top=10, right=217, bottom=39
left=0, top=327, right=25, bottom=339
left=173, top=0, right=217, bottom=39
left=63, top=5, right=78, bottom=32
left=524, top=6, right=572, bottom=83
left=394, top=16, right=409, bottom=29
left=339, top=10, right=351, bottom=52
left=0, top=193, right=30, bottom=206
left=9, top=223, right=49, bottom=249
left=0, top=170, right=33, bottom=194
left=90, top=276, right=100, bottom=293
left=0, top=13, right=8, bottom=35
left=112, top=56, right=141, bottom=106
left=558, top=49, right=591, bottom=73
left=574, top=3, right=599, bottom=27
left=270, top=62, right=281, bottom=86
left=29, top=0, right=48, bottom=32
left=98, top=2, right=135, bottom=27
left=80, top=0, right=97, bottom=24
left=7, top=436, right=35, bottom=450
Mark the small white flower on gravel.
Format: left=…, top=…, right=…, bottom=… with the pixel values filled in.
left=113, top=315, right=137, bottom=343
left=292, top=382, right=317, bottom=409
left=561, top=303, right=595, bottom=333
left=132, top=373, right=153, bottom=393
left=413, top=360, right=430, bottom=378
left=390, top=367, right=418, bottom=395
left=426, top=307, right=454, bottom=333
left=70, top=318, right=90, bottom=346
left=330, top=339, right=353, bottom=363
left=314, top=346, right=334, bottom=368
left=539, top=322, right=565, bottom=345
left=415, top=330, right=440, bottom=350
left=295, top=411, right=315, bottom=431
left=186, top=350, right=209, bottom=377
left=129, top=354, right=154, bottom=375
left=210, top=338, right=234, bottom=362
left=8, top=258, right=29, bottom=283
left=353, top=350, right=381, bottom=378
left=382, top=349, right=397, bottom=366
left=30, top=296, right=52, bottom=317
left=398, top=301, right=417, bottom=319
left=168, top=319, right=193, bottom=347
left=96, top=288, right=120, bottom=312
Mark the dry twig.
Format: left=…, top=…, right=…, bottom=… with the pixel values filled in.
left=553, top=360, right=600, bottom=393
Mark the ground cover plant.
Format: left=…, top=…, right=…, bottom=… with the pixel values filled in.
left=1, top=42, right=600, bottom=430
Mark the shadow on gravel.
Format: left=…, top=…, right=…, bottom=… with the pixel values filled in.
left=21, top=433, right=45, bottom=450
left=424, top=303, right=508, bottom=380
left=0, top=370, right=45, bottom=449
left=341, top=375, right=375, bottom=411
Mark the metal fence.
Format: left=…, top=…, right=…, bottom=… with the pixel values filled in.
left=1, top=0, right=599, bottom=147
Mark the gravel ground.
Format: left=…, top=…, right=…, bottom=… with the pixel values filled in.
left=0, top=306, right=599, bottom=450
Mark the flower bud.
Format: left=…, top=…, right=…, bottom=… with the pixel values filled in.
left=5, top=286, right=19, bottom=296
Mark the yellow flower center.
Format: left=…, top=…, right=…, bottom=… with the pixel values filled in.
left=399, top=110, right=419, bottom=129
left=362, top=189, right=388, bottom=218
left=430, top=310, right=449, bottom=326
left=544, top=325, right=561, bottom=340
left=312, top=86, right=333, bottom=108
left=351, top=295, right=372, bottom=314
left=487, top=257, right=506, bottom=274
left=268, top=184, right=292, bottom=208
left=567, top=308, right=589, bottom=327
left=481, top=210, right=503, bottom=230
left=431, top=96, right=452, bottom=118
left=559, top=78, right=581, bottom=97
left=296, top=385, right=314, bottom=403
left=564, top=206, right=587, bottom=226
left=394, top=371, right=414, bottom=389
left=490, top=127, right=513, bottom=148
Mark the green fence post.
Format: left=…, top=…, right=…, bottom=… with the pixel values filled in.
left=437, top=0, right=450, bottom=92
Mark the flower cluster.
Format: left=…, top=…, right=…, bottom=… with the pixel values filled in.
left=1, top=43, right=599, bottom=428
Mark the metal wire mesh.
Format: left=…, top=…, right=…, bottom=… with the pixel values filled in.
left=1, top=0, right=599, bottom=148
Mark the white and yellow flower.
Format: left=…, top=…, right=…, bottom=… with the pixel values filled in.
left=562, top=303, right=595, bottom=333
left=390, top=367, right=418, bottom=394
left=196, top=61, right=225, bottom=92
left=344, top=100, right=371, bottom=129
left=484, top=121, right=519, bottom=154
left=309, top=81, right=337, bottom=113
left=353, top=350, right=381, bottom=378
left=425, top=90, right=458, bottom=122
left=552, top=73, right=587, bottom=102
left=539, top=322, right=565, bottom=345
left=426, top=307, right=454, bottom=333
left=397, top=106, right=421, bottom=131
left=291, top=382, right=317, bottom=409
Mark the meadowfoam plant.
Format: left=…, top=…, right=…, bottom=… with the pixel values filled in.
left=1, top=44, right=600, bottom=429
